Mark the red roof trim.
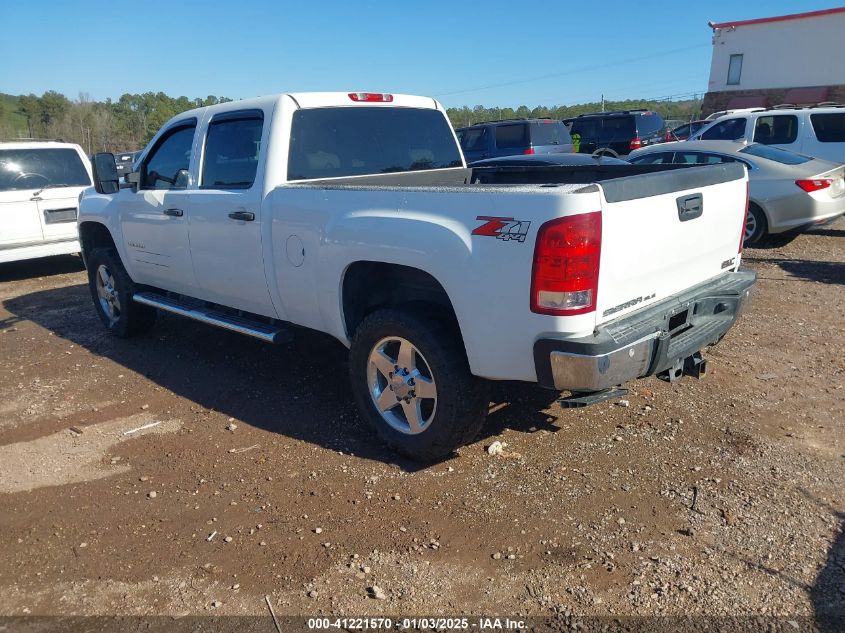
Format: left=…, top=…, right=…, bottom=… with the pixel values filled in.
left=712, top=6, right=845, bottom=29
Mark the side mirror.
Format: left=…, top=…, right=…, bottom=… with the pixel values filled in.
left=124, top=171, right=140, bottom=188
left=92, top=153, right=120, bottom=194
left=174, top=169, right=191, bottom=189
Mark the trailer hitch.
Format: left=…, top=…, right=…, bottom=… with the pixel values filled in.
left=659, top=351, right=707, bottom=383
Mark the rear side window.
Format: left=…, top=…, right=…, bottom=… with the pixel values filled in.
left=810, top=113, right=845, bottom=142
left=288, top=107, right=462, bottom=180
left=142, top=124, right=196, bottom=189
left=675, top=152, right=735, bottom=165
left=569, top=118, right=599, bottom=139
left=201, top=111, right=264, bottom=188
left=753, top=115, right=798, bottom=145
left=459, top=127, right=489, bottom=152
left=0, top=148, right=90, bottom=192
left=494, top=124, right=529, bottom=149
left=739, top=144, right=811, bottom=165
left=530, top=121, right=571, bottom=146
left=629, top=152, right=674, bottom=165
left=700, top=118, right=747, bottom=141
left=599, top=117, right=635, bottom=143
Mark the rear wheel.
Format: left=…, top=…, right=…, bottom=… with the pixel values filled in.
left=349, top=308, right=490, bottom=461
left=87, top=247, right=157, bottom=337
left=744, top=203, right=767, bottom=247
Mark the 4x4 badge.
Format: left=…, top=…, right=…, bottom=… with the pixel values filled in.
left=472, top=216, right=531, bottom=243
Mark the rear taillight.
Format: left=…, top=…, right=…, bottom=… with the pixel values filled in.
left=530, top=212, right=602, bottom=316
left=523, top=147, right=535, bottom=155
left=629, top=137, right=642, bottom=150
left=795, top=178, right=832, bottom=193
left=348, top=92, right=393, bottom=102
left=739, top=182, right=748, bottom=254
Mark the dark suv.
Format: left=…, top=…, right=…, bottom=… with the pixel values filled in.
left=456, top=119, right=573, bottom=163
left=569, top=110, right=668, bottom=158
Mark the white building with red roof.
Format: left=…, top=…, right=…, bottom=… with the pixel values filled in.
left=703, top=6, right=845, bottom=114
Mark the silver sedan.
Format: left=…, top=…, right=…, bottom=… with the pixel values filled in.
left=628, top=141, right=845, bottom=246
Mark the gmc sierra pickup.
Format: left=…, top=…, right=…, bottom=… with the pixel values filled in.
left=78, top=91, right=755, bottom=460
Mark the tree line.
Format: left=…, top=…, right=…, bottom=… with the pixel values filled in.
left=0, top=91, right=232, bottom=153
left=0, top=91, right=703, bottom=153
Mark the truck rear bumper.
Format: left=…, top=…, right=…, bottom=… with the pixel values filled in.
left=534, top=269, right=756, bottom=391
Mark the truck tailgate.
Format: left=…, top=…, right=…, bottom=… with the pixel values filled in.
left=595, top=163, right=747, bottom=325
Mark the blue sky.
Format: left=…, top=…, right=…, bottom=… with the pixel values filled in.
left=0, top=0, right=835, bottom=107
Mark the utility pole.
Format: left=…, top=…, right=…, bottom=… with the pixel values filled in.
left=601, top=94, right=605, bottom=113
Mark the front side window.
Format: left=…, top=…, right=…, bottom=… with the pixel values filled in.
left=700, top=118, right=747, bottom=141
left=495, top=124, right=529, bottom=149
left=0, top=148, right=90, bottom=192
left=141, top=123, right=196, bottom=189
left=753, top=115, right=798, bottom=145
left=727, top=54, right=743, bottom=85
left=810, top=113, right=845, bottom=142
left=201, top=112, right=263, bottom=188
left=288, top=107, right=462, bottom=180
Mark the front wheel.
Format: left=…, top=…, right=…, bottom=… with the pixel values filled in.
left=349, top=308, right=490, bottom=461
left=86, top=247, right=157, bottom=337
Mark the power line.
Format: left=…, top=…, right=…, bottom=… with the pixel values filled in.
left=434, top=44, right=710, bottom=98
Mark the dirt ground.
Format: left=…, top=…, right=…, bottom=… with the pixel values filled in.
left=0, top=220, right=843, bottom=625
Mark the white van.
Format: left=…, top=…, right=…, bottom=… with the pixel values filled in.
left=690, top=106, right=845, bottom=163
left=0, top=141, right=92, bottom=263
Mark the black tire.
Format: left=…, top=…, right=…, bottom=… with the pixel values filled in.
left=86, top=247, right=157, bottom=337
left=349, top=308, right=490, bottom=462
left=744, top=203, right=768, bottom=248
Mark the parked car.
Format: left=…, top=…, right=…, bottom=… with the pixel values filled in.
left=704, top=107, right=766, bottom=121
left=628, top=140, right=845, bottom=246
left=115, top=150, right=142, bottom=176
left=666, top=120, right=708, bottom=141
left=79, top=91, right=754, bottom=461
left=689, top=105, right=845, bottom=163
left=456, top=119, right=572, bottom=163
left=0, top=140, right=92, bottom=263
left=568, top=109, right=668, bottom=158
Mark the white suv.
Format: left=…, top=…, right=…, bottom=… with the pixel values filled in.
left=690, top=106, right=845, bottom=163
left=0, top=141, right=92, bottom=263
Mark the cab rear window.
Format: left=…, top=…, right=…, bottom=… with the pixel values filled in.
left=288, top=107, right=462, bottom=180
left=0, top=148, right=90, bottom=192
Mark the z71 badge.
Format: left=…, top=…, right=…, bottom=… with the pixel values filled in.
left=472, top=216, right=531, bottom=243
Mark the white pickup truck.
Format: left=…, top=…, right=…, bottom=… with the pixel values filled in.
left=78, top=92, right=755, bottom=460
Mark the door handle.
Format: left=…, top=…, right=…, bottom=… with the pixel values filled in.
left=228, top=211, right=255, bottom=222
left=676, top=194, right=703, bottom=222
left=163, top=208, right=184, bottom=217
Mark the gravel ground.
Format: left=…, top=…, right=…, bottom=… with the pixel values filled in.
left=0, top=220, right=842, bottom=626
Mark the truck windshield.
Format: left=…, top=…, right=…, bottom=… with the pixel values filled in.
left=288, top=107, right=463, bottom=180
left=0, top=148, right=90, bottom=192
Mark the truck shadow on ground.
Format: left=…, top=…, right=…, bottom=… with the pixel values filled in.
left=745, top=257, right=845, bottom=286
left=2, top=282, right=562, bottom=472
left=0, top=254, right=85, bottom=282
